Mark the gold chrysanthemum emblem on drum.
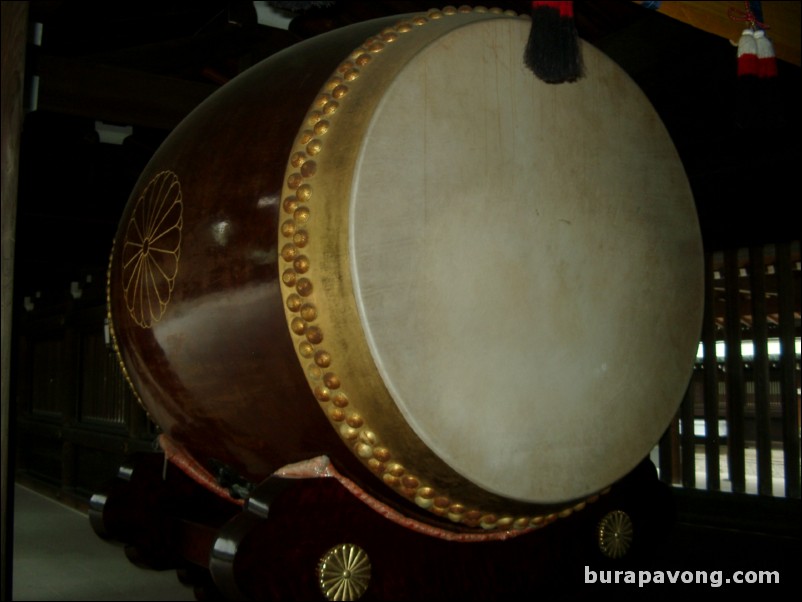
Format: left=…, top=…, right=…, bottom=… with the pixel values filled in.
left=121, top=170, right=183, bottom=328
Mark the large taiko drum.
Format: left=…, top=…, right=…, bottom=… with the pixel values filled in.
left=108, top=6, right=703, bottom=534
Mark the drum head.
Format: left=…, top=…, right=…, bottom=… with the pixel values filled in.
left=280, top=9, right=702, bottom=518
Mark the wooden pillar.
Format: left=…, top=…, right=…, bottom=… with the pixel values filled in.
left=2, top=2, right=29, bottom=600
left=748, top=245, right=773, bottom=495
left=701, top=252, right=720, bottom=490
left=680, top=383, right=696, bottom=488
left=776, top=242, right=801, bottom=498
left=723, top=249, right=746, bottom=493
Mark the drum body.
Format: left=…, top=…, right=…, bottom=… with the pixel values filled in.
left=108, top=7, right=703, bottom=533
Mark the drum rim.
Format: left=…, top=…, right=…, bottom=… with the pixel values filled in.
left=277, top=6, right=703, bottom=531
left=279, top=7, right=612, bottom=532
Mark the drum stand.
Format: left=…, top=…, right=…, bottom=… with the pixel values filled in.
left=90, top=453, right=674, bottom=601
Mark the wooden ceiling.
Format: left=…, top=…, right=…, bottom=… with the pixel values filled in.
left=13, top=1, right=802, bottom=302
left=640, top=1, right=800, bottom=67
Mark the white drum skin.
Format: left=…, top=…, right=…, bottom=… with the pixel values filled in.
left=348, top=19, right=702, bottom=503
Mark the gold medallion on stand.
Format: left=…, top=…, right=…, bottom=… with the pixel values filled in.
left=318, top=543, right=371, bottom=601
left=597, top=510, right=634, bottom=559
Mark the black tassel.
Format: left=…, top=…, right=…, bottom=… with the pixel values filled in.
left=524, top=1, right=583, bottom=84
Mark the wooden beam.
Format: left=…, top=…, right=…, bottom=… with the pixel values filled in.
left=34, top=54, right=219, bottom=130
left=2, top=3, right=28, bottom=598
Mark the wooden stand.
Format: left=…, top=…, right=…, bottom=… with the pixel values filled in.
left=90, top=454, right=674, bottom=601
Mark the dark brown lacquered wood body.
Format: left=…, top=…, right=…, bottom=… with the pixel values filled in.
left=108, top=18, right=404, bottom=498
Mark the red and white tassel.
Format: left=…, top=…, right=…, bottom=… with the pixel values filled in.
left=754, top=29, right=778, bottom=78
left=736, top=28, right=758, bottom=77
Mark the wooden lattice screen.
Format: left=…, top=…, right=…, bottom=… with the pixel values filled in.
left=657, top=241, right=801, bottom=499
